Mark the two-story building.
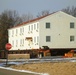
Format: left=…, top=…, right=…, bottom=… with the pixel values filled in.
left=8, top=11, right=76, bottom=56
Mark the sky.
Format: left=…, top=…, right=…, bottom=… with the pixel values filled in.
left=0, top=0, right=76, bottom=17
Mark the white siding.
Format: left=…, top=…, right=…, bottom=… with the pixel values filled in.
left=8, top=22, right=39, bottom=50
left=8, top=11, right=76, bottom=50
left=39, top=11, right=76, bottom=49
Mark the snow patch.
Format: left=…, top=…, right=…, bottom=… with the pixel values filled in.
left=0, top=66, right=49, bottom=75
left=41, top=73, right=49, bottom=75
left=70, top=60, right=76, bottom=62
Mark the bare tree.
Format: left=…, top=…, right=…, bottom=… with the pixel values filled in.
left=0, top=10, right=22, bottom=50
left=37, top=10, right=50, bottom=17
left=1, top=10, right=22, bottom=27
left=21, top=13, right=34, bottom=22
left=62, top=6, right=76, bottom=17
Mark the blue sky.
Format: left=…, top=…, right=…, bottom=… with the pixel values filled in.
left=0, top=0, right=76, bottom=16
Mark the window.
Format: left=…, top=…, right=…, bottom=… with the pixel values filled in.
left=70, top=36, right=75, bottom=42
left=20, top=28, right=22, bottom=35
left=22, top=39, right=24, bottom=46
left=29, top=26, right=30, bottom=31
left=46, top=22, right=50, bottom=28
left=12, top=40, right=14, bottom=47
left=46, top=36, right=51, bottom=42
left=20, top=39, right=24, bottom=46
left=12, top=30, right=14, bottom=36
left=16, top=40, right=18, bottom=47
left=16, top=29, right=18, bottom=35
left=37, top=36, right=39, bottom=45
left=22, top=27, right=24, bottom=33
left=37, top=23, right=39, bottom=29
left=37, top=36, right=39, bottom=43
left=34, top=37, right=36, bottom=43
left=31, top=25, right=33, bottom=30
left=70, top=22, right=74, bottom=28
left=20, top=27, right=24, bottom=35
left=34, top=24, right=36, bottom=30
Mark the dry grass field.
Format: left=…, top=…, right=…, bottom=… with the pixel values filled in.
left=10, top=62, right=76, bottom=75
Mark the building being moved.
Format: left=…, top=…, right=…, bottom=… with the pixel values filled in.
left=7, top=11, right=76, bottom=57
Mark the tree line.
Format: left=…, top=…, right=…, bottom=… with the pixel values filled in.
left=0, top=6, right=76, bottom=50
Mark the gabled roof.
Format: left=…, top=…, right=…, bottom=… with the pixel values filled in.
left=9, top=12, right=56, bottom=29
left=16, top=15, right=49, bottom=26
left=9, top=11, right=76, bottom=29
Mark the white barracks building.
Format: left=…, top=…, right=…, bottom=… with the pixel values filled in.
left=8, top=11, right=76, bottom=51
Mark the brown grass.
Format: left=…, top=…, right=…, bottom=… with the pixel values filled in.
left=10, top=62, right=76, bottom=75
left=8, top=54, right=30, bottom=59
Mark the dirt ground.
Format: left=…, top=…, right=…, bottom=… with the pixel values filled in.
left=10, top=62, right=76, bottom=75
